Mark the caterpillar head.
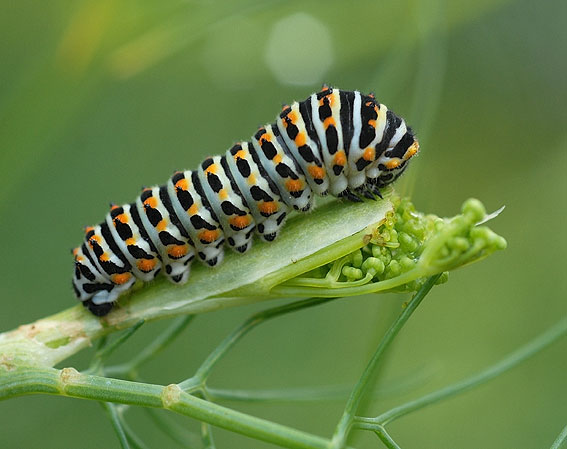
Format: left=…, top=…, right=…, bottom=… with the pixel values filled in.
left=377, top=131, right=419, bottom=186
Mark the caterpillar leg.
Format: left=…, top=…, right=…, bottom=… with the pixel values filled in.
left=82, top=299, right=115, bottom=316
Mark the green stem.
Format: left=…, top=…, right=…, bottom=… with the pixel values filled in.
left=551, top=424, right=567, bottom=449
left=106, top=315, right=194, bottom=378
left=101, top=402, right=131, bottom=449
left=375, top=427, right=402, bottom=449
left=179, top=297, right=336, bottom=390
left=356, top=315, right=567, bottom=426
left=0, top=366, right=331, bottom=449
left=329, top=274, right=441, bottom=449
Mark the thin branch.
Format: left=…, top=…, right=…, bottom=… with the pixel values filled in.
left=0, top=367, right=331, bottom=449
left=101, top=402, right=131, bottom=449
left=106, top=316, right=194, bottom=377
left=330, top=274, right=441, bottom=449
left=358, top=315, right=567, bottom=426
left=375, top=426, right=402, bottom=449
left=551, top=424, right=567, bottom=449
left=178, top=297, right=336, bottom=390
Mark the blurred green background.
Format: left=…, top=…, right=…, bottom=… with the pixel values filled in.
left=1, top=0, right=565, bottom=447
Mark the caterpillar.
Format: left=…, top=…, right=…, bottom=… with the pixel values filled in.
left=72, top=86, right=419, bottom=316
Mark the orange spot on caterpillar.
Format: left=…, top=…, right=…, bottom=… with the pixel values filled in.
left=307, top=165, right=325, bottom=179
left=333, top=151, right=346, bottom=166
left=205, top=164, right=217, bottom=174
left=385, top=159, right=401, bottom=169
left=273, top=154, right=283, bottom=164
left=100, top=253, right=109, bottom=262
left=323, top=117, right=336, bottom=129
left=258, top=133, right=271, bottom=146
left=168, top=244, right=188, bottom=258
left=84, top=226, right=94, bottom=234
left=234, top=149, right=246, bottom=160
left=188, top=204, right=198, bottom=215
left=404, top=141, right=419, bottom=160
left=230, top=215, right=251, bottom=229
left=125, top=237, right=136, bottom=246
left=112, top=272, right=132, bottom=285
left=137, top=258, right=157, bottom=273
left=363, top=147, right=375, bottom=161
left=156, top=219, right=167, bottom=231
left=295, top=132, right=306, bottom=147
left=175, top=178, right=189, bottom=191
left=368, top=119, right=376, bottom=127
left=114, top=213, right=128, bottom=224
left=199, top=229, right=219, bottom=243
left=219, top=188, right=228, bottom=200
left=247, top=174, right=256, bottom=185
left=287, top=111, right=298, bottom=123
left=144, top=196, right=158, bottom=208
left=258, top=201, right=278, bottom=214
left=285, top=179, right=303, bottom=192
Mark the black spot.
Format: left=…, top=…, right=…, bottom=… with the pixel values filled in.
left=254, top=128, right=266, bottom=140
left=128, top=245, right=153, bottom=260
left=165, top=265, right=172, bottom=274
left=325, top=127, right=338, bottom=154
left=333, top=164, right=343, bottom=176
left=257, top=223, right=265, bottom=233
left=159, top=231, right=184, bottom=247
left=276, top=163, right=293, bottom=178
left=316, top=87, right=333, bottom=99
left=140, top=189, right=152, bottom=201
left=198, top=251, right=206, bottom=260
left=110, top=206, right=124, bottom=218
left=279, top=107, right=291, bottom=119
left=201, top=158, right=214, bottom=170
left=298, top=145, right=315, bottom=163
left=276, top=212, right=287, bottom=225
left=229, top=143, right=242, bottom=156
left=207, top=173, right=223, bottom=192
left=83, top=282, right=114, bottom=294
left=221, top=201, right=245, bottom=216
left=171, top=274, right=183, bottom=283
left=190, top=214, right=216, bottom=231
left=172, top=171, right=185, bottom=184
left=286, top=123, right=299, bottom=140
left=236, top=157, right=251, bottom=177
left=356, top=158, right=371, bottom=171
left=177, top=189, right=194, bottom=210
left=250, top=185, right=272, bottom=202
left=115, top=220, right=133, bottom=240
left=263, top=233, right=276, bottom=241
left=145, top=206, right=162, bottom=227
left=227, top=237, right=235, bottom=246
left=84, top=300, right=114, bottom=317
left=207, top=257, right=218, bottom=267
left=262, top=142, right=278, bottom=160
left=318, top=103, right=332, bottom=121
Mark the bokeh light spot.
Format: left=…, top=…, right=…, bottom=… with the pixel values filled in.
left=265, top=13, right=334, bottom=86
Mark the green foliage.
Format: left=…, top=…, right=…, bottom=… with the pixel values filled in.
left=2, top=193, right=550, bottom=449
